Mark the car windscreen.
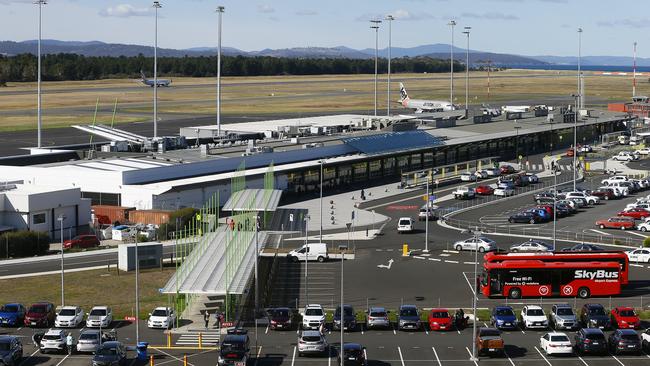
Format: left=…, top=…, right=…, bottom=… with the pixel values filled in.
left=29, top=306, right=47, bottom=313
left=398, top=219, right=410, bottom=225
left=526, top=309, right=544, bottom=316
left=496, top=309, right=514, bottom=316
left=96, top=347, right=118, bottom=356
left=336, top=307, right=353, bottom=317
left=42, top=335, right=61, bottom=341
left=589, top=307, right=606, bottom=316
left=301, top=335, right=322, bottom=342
left=0, top=342, right=10, bottom=351
left=585, top=333, right=605, bottom=340
left=272, top=309, right=289, bottom=318
left=0, top=305, right=18, bottom=313
left=79, top=333, right=99, bottom=341
left=221, top=341, right=245, bottom=351
left=59, top=309, right=76, bottom=316
left=400, top=308, right=418, bottom=317
left=431, top=311, right=449, bottom=318
left=619, top=310, right=636, bottom=317
left=90, top=309, right=107, bottom=316
left=152, top=309, right=169, bottom=317
left=305, top=308, right=323, bottom=316
left=622, top=334, right=639, bottom=341
left=556, top=308, right=573, bottom=316
left=369, top=311, right=386, bottom=317
left=551, top=335, right=570, bottom=342
left=480, top=329, right=500, bottom=337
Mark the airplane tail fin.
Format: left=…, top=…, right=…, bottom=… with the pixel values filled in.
left=399, top=82, right=409, bottom=102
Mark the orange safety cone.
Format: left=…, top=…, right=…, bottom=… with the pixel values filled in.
left=150, top=354, right=154, bottom=366
left=183, top=354, right=188, bottom=366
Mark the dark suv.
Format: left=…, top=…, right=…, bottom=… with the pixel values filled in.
left=580, top=304, right=610, bottom=330
left=334, top=305, right=356, bottom=331
left=24, top=302, right=55, bottom=328
left=268, top=307, right=292, bottom=330
left=0, top=336, right=23, bottom=366
left=398, top=305, right=421, bottom=331
left=608, top=329, right=642, bottom=355
left=218, top=329, right=249, bottom=366
left=574, top=328, right=607, bottom=355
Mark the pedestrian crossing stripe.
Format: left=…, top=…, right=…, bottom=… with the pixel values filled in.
left=175, top=334, right=220, bottom=346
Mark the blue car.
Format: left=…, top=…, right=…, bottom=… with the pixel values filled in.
left=524, top=208, right=550, bottom=222
left=490, top=306, right=517, bottom=330
left=0, top=304, right=26, bottom=327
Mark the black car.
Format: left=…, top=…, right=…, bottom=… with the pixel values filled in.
left=608, top=329, right=642, bottom=355
left=268, top=307, right=292, bottom=330
left=338, top=343, right=366, bottom=366
left=562, top=244, right=604, bottom=252
left=574, top=328, right=607, bottom=355
left=91, top=341, right=127, bottom=366
left=0, top=336, right=22, bottom=366
left=334, top=305, right=356, bottom=331
left=508, top=211, right=542, bottom=224
left=534, top=192, right=556, bottom=205
left=580, top=304, right=611, bottom=329
left=554, top=206, right=570, bottom=218
left=218, top=329, right=250, bottom=366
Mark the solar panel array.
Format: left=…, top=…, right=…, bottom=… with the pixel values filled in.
left=342, top=131, right=445, bottom=155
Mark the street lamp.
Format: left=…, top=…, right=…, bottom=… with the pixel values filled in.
left=577, top=28, right=583, bottom=109
left=424, top=176, right=430, bottom=253
left=58, top=214, right=65, bottom=306
left=466, top=227, right=482, bottom=362
left=319, top=160, right=324, bottom=243
left=385, top=15, right=394, bottom=116
left=448, top=20, right=456, bottom=105
left=134, top=229, right=140, bottom=344
left=340, top=236, right=349, bottom=366
left=216, top=6, right=225, bottom=140
left=304, top=214, right=310, bottom=305
left=571, top=93, right=579, bottom=191
left=152, top=1, right=162, bottom=139
left=462, top=27, right=471, bottom=116
left=514, top=125, right=521, bottom=163
left=553, top=168, right=558, bottom=250
left=633, top=42, right=637, bottom=98
left=370, top=20, right=382, bottom=116
left=35, top=0, right=47, bottom=148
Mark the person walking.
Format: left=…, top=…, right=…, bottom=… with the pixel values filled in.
left=204, top=311, right=210, bottom=329
left=66, top=333, right=74, bottom=355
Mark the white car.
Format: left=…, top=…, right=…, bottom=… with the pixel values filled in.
left=539, top=332, right=573, bottom=355
left=39, top=329, right=67, bottom=354
left=578, top=145, right=593, bottom=153
left=301, top=304, right=325, bottom=330
left=485, top=167, right=501, bottom=177
left=509, top=240, right=552, bottom=252
left=474, top=170, right=488, bottom=179
left=627, top=203, right=650, bottom=212
left=637, top=222, right=650, bottom=232
left=601, top=175, right=628, bottom=185
left=147, top=307, right=176, bottom=329
left=461, top=172, right=477, bottom=182
left=635, top=147, right=650, bottom=155
left=563, top=191, right=599, bottom=205
left=525, top=173, right=540, bottom=184
left=626, top=248, right=650, bottom=263
left=521, top=305, right=548, bottom=329
left=453, top=237, right=497, bottom=252
left=599, top=185, right=625, bottom=197
left=642, top=329, right=650, bottom=351
left=494, top=187, right=515, bottom=197
left=397, top=217, right=414, bottom=233
left=85, top=306, right=113, bottom=328
left=453, top=187, right=476, bottom=200
left=54, top=306, right=84, bottom=328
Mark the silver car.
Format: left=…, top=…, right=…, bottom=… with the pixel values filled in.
left=297, top=331, right=328, bottom=356
left=367, top=307, right=390, bottom=329
left=550, top=304, right=577, bottom=330
left=76, top=329, right=101, bottom=353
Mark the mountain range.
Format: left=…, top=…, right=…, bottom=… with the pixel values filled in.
left=0, top=40, right=645, bottom=67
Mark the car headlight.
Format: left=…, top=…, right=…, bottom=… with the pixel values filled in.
left=496, top=319, right=504, bottom=324
left=590, top=319, right=597, bottom=324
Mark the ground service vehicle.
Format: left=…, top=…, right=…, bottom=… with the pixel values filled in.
left=574, top=328, right=607, bottom=355
left=580, top=304, right=611, bottom=329
left=63, top=234, right=100, bottom=249
left=218, top=329, right=249, bottom=366
left=302, top=304, right=325, bottom=330
left=610, top=307, right=640, bottom=329
left=428, top=309, right=453, bottom=331
left=366, top=307, right=389, bottom=329
left=396, top=217, right=414, bottom=233
left=297, top=330, right=328, bottom=356
left=539, top=332, right=573, bottom=355
left=288, top=243, right=328, bottom=263
left=0, top=304, right=25, bottom=327
left=480, top=260, right=622, bottom=299
left=91, top=341, right=127, bottom=366
left=608, top=329, right=642, bottom=355
left=483, top=251, right=629, bottom=285
left=0, top=336, right=22, bottom=366
left=475, top=328, right=504, bottom=356
left=54, top=306, right=84, bottom=328
left=595, top=217, right=635, bottom=230
left=338, top=343, right=366, bottom=366
left=490, top=306, right=517, bottom=330
left=24, top=303, right=55, bottom=328
left=268, top=308, right=292, bottom=330
left=549, top=304, right=577, bottom=330
left=398, top=305, right=421, bottom=331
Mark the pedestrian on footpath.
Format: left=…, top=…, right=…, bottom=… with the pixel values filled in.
left=204, top=311, right=210, bottom=329
left=66, top=333, right=74, bottom=355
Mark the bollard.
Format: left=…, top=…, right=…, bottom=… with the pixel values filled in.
left=198, top=332, right=203, bottom=349
left=183, top=354, right=188, bottom=366
left=167, top=332, right=171, bottom=348
left=402, top=243, right=409, bottom=257
left=150, top=355, right=154, bottom=366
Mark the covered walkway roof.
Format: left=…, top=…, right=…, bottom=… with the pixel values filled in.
left=223, top=189, right=282, bottom=212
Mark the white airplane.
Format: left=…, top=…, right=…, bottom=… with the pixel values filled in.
left=501, top=105, right=531, bottom=113
left=139, top=70, right=171, bottom=87
left=398, top=83, right=455, bottom=113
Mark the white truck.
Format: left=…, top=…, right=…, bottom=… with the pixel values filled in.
left=287, top=243, right=329, bottom=263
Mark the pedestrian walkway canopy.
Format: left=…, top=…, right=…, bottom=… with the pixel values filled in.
left=222, top=189, right=283, bottom=212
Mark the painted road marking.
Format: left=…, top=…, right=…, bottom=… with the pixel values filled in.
left=465, top=347, right=479, bottom=366
left=429, top=258, right=441, bottom=262
left=397, top=346, right=406, bottom=366
left=590, top=229, right=611, bottom=236
left=431, top=347, right=442, bottom=366
left=291, top=346, right=296, bottom=366
left=534, top=346, right=552, bottom=366
left=445, top=260, right=459, bottom=264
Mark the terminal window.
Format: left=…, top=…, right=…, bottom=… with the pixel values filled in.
left=32, top=213, right=46, bottom=225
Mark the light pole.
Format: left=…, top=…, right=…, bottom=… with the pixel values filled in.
left=304, top=215, right=310, bottom=305
left=571, top=93, right=579, bottom=191
left=553, top=169, right=557, bottom=250
left=370, top=20, right=381, bottom=116
left=35, top=0, right=46, bottom=148
left=152, top=1, right=162, bottom=139
left=577, top=28, right=583, bottom=109
left=340, top=232, right=349, bottom=366
left=216, top=6, right=225, bottom=140
left=463, top=27, right=471, bottom=116
left=385, top=15, right=394, bottom=116
left=58, top=214, right=65, bottom=306
left=514, top=125, right=521, bottom=163
left=448, top=20, right=456, bottom=105
left=424, top=177, right=430, bottom=253
left=319, top=160, right=324, bottom=243
left=468, top=227, right=482, bottom=362
left=135, top=230, right=140, bottom=344
left=633, top=42, right=637, bottom=98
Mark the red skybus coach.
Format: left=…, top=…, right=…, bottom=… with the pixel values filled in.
left=480, top=260, right=622, bottom=299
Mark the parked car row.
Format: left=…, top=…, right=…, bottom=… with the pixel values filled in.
left=454, top=166, right=540, bottom=201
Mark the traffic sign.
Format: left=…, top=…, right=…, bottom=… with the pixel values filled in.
left=289, top=214, right=294, bottom=222
left=124, top=316, right=137, bottom=322
left=429, top=195, right=436, bottom=202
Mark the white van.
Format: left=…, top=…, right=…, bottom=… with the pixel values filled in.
left=287, top=243, right=328, bottom=263
left=607, top=181, right=630, bottom=196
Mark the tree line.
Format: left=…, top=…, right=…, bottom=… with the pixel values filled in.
left=0, top=53, right=464, bottom=83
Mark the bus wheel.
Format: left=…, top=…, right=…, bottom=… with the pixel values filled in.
left=508, top=288, right=522, bottom=299
left=577, top=287, right=590, bottom=299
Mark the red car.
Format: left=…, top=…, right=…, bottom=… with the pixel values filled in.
left=63, top=234, right=100, bottom=249
left=617, top=208, right=650, bottom=220
left=536, top=205, right=554, bottom=216
left=610, top=307, right=640, bottom=329
left=595, top=217, right=636, bottom=230
left=428, top=309, right=453, bottom=331
left=499, top=165, right=516, bottom=175
left=475, top=185, right=494, bottom=195
left=24, top=302, right=55, bottom=328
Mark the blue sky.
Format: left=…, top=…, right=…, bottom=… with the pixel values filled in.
left=0, top=0, right=648, bottom=57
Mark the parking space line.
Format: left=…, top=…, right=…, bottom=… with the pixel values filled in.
left=462, top=272, right=475, bottom=296
left=445, top=260, right=459, bottom=264
left=429, top=258, right=441, bottom=262
left=611, top=355, right=625, bottom=366
left=254, top=346, right=263, bottom=366
left=363, top=348, right=368, bottom=365
left=413, top=256, right=426, bottom=260
left=431, top=347, right=442, bottom=366
left=465, top=347, right=479, bottom=366
left=578, top=356, right=589, bottom=366
left=397, top=346, right=406, bottom=366
left=464, top=261, right=477, bottom=265
left=291, top=346, right=296, bottom=366
left=631, top=264, right=644, bottom=267
left=156, top=348, right=195, bottom=366
left=590, top=229, right=611, bottom=236
left=627, top=231, right=649, bottom=238
left=424, top=327, right=428, bottom=335
left=20, top=349, right=39, bottom=365
left=534, top=346, right=552, bottom=366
